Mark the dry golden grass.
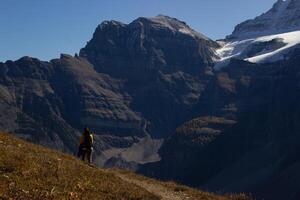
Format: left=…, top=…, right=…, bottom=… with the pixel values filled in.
left=0, top=133, right=251, bottom=200
left=0, top=133, right=159, bottom=200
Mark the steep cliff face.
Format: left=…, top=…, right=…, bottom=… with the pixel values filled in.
left=0, top=56, right=79, bottom=151
left=80, top=15, right=219, bottom=78
left=0, top=54, right=149, bottom=155
left=50, top=54, right=145, bottom=137
left=80, top=15, right=219, bottom=137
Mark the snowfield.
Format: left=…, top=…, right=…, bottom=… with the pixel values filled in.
left=215, top=30, right=300, bottom=69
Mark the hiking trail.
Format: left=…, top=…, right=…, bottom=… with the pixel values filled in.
left=114, top=172, right=191, bottom=200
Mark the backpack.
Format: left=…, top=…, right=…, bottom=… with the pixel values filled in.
left=83, top=133, right=93, bottom=149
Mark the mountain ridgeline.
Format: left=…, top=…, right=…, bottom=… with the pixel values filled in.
left=1, top=1, right=300, bottom=199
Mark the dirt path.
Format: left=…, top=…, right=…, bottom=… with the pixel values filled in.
left=115, top=173, right=190, bottom=200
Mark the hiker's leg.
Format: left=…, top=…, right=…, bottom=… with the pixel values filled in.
left=82, top=151, right=86, bottom=161
left=77, top=147, right=82, bottom=158
left=87, top=150, right=92, bottom=164
left=90, top=149, right=93, bottom=163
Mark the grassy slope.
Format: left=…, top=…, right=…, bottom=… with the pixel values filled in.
left=0, top=133, right=249, bottom=200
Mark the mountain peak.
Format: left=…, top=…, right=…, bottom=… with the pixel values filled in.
left=94, top=15, right=209, bottom=40
left=128, top=15, right=210, bottom=40
left=149, top=14, right=187, bottom=25
left=227, top=0, right=300, bottom=40
left=97, top=20, right=126, bottom=31
left=80, top=15, right=219, bottom=77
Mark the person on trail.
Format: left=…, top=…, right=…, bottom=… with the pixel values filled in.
left=77, top=127, right=94, bottom=164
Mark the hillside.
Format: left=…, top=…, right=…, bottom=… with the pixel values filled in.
left=0, top=133, right=249, bottom=200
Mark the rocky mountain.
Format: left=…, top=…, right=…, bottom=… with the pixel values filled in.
left=140, top=49, right=300, bottom=200
left=0, top=55, right=148, bottom=154
left=0, top=56, right=79, bottom=151
left=80, top=15, right=220, bottom=138
left=227, top=0, right=300, bottom=40
left=0, top=15, right=220, bottom=168
left=80, top=15, right=219, bottom=77
left=2, top=4, right=300, bottom=200
left=137, top=3, right=300, bottom=199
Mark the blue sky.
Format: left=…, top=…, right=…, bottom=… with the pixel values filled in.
left=0, top=0, right=276, bottom=62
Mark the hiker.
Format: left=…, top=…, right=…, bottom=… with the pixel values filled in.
left=77, top=127, right=94, bottom=164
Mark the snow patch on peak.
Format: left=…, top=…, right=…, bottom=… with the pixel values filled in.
left=246, top=31, right=300, bottom=62
left=215, top=31, right=300, bottom=69
left=216, top=0, right=300, bottom=69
